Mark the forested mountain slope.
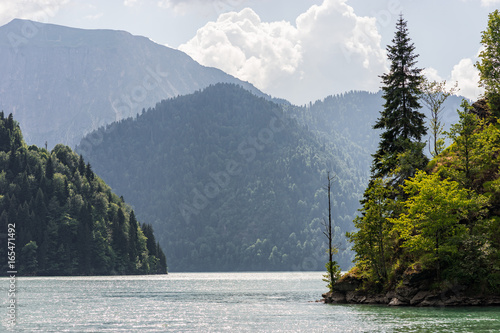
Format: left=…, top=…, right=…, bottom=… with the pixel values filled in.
left=287, top=91, right=465, bottom=174
left=0, top=113, right=166, bottom=276
left=77, top=84, right=369, bottom=271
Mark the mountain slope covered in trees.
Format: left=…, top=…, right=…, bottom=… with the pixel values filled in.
left=77, top=83, right=370, bottom=271
left=0, top=113, right=166, bottom=276
left=0, top=19, right=265, bottom=149
left=287, top=90, right=464, bottom=174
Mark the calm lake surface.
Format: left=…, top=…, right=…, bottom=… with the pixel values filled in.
left=1, top=272, right=499, bottom=332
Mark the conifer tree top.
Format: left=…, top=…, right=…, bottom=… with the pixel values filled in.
left=372, top=14, right=427, bottom=181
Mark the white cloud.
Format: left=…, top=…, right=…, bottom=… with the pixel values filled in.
left=422, top=64, right=482, bottom=101
left=422, top=67, right=444, bottom=83
left=0, top=0, right=69, bottom=26
left=480, top=0, right=500, bottom=6
left=450, top=58, right=484, bottom=100
left=179, top=0, right=388, bottom=104
left=294, top=0, right=387, bottom=101
left=180, top=8, right=302, bottom=91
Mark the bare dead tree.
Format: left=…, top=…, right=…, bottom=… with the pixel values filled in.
left=322, top=171, right=340, bottom=292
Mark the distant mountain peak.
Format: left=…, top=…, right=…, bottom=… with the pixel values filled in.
left=0, top=19, right=266, bottom=149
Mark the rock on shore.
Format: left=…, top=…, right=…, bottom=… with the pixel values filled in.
left=322, top=269, right=500, bottom=307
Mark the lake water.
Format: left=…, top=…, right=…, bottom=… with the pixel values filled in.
left=1, top=272, right=499, bottom=332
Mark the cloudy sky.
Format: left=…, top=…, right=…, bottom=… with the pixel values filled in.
left=1, top=0, right=498, bottom=104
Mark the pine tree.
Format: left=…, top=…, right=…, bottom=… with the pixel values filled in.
left=142, top=223, right=158, bottom=257
left=5, top=113, right=14, bottom=131
left=45, top=156, right=54, bottom=179
left=372, top=14, right=427, bottom=182
left=348, top=15, right=428, bottom=287
left=78, top=154, right=86, bottom=175
left=86, top=162, right=94, bottom=180
left=112, top=208, right=128, bottom=257
left=128, top=210, right=139, bottom=264
left=156, top=242, right=167, bottom=273
left=0, top=112, right=10, bottom=152
left=33, top=188, right=48, bottom=243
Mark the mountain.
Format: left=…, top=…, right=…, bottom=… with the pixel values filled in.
left=287, top=91, right=465, bottom=170
left=76, top=84, right=468, bottom=272
left=77, top=83, right=367, bottom=271
left=0, top=112, right=166, bottom=276
left=0, top=19, right=265, bottom=149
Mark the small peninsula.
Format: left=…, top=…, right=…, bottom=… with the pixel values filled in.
left=323, top=11, right=500, bottom=306
left=323, top=98, right=500, bottom=307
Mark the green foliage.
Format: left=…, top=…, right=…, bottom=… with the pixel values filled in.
left=445, top=100, right=479, bottom=189
left=347, top=178, right=395, bottom=284
left=323, top=260, right=341, bottom=292
left=0, top=111, right=23, bottom=153
left=346, top=12, right=500, bottom=295
left=20, top=241, right=38, bottom=275
left=347, top=15, right=429, bottom=289
left=476, top=9, right=500, bottom=116
left=392, top=171, right=487, bottom=277
left=349, top=104, right=500, bottom=294
left=392, top=140, right=428, bottom=185
left=0, top=113, right=167, bottom=276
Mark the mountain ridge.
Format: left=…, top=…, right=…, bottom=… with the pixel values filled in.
left=0, top=18, right=267, bottom=149
left=77, top=83, right=364, bottom=271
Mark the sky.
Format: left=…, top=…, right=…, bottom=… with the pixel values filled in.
left=0, top=0, right=498, bottom=104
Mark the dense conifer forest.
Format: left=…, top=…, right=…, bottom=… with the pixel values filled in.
left=77, top=83, right=370, bottom=271
left=0, top=112, right=167, bottom=276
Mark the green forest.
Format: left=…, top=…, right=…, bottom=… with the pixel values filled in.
left=0, top=112, right=167, bottom=276
left=77, top=83, right=372, bottom=271
left=339, top=12, right=500, bottom=296
left=77, top=84, right=462, bottom=273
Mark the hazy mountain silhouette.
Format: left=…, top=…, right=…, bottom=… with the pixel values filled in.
left=0, top=19, right=264, bottom=148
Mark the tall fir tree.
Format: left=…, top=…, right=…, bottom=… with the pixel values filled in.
left=45, top=155, right=54, bottom=180
left=142, top=223, right=158, bottom=257
left=349, top=15, right=428, bottom=285
left=78, top=154, right=86, bottom=175
left=372, top=14, right=427, bottom=183
left=128, top=210, right=139, bottom=263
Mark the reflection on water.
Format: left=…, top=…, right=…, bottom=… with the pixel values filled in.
left=1, top=272, right=499, bottom=332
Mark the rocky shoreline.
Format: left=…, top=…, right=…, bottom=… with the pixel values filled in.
left=321, top=271, right=500, bottom=307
